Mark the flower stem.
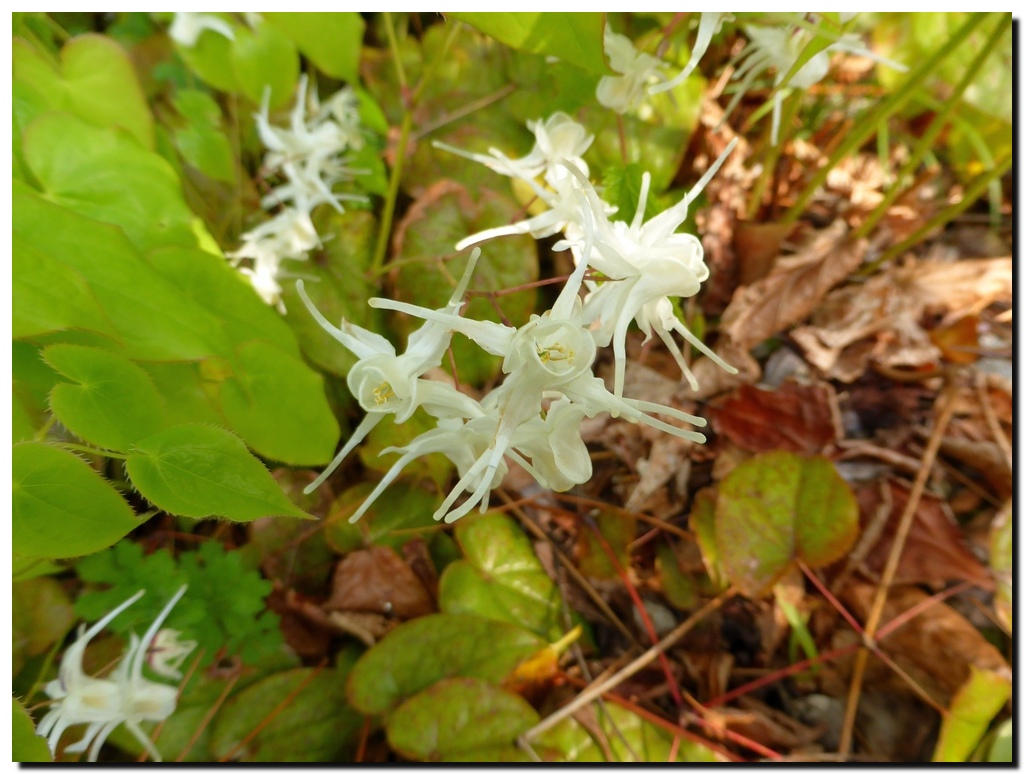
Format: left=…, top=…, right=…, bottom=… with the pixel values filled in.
left=61, top=442, right=128, bottom=460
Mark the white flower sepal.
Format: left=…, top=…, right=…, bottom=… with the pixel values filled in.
left=433, top=112, right=594, bottom=189
left=510, top=398, right=592, bottom=492
left=147, top=629, right=197, bottom=681
left=597, top=30, right=665, bottom=114
left=36, top=586, right=188, bottom=763
left=168, top=13, right=234, bottom=48
left=649, top=13, right=732, bottom=95
left=297, top=251, right=483, bottom=494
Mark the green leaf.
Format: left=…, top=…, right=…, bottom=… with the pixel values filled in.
left=12, top=442, right=142, bottom=560
left=14, top=182, right=225, bottom=361
left=230, top=22, right=300, bottom=110
left=715, top=452, right=859, bottom=597
left=691, top=488, right=726, bottom=589
left=279, top=208, right=379, bottom=378
left=535, top=703, right=721, bottom=762
left=986, top=719, right=1012, bottom=763
left=933, top=666, right=1011, bottom=762
left=210, top=663, right=364, bottom=762
left=576, top=508, right=634, bottom=580
left=146, top=246, right=299, bottom=357
left=451, top=13, right=612, bottom=74
left=44, top=344, right=168, bottom=452
left=387, top=677, right=538, bottom=762
left=12, top=577, right=74, bottom=677
left=13, top=698, right=52, bottom=762
left=264, top=13, right=365, bottom=82
left=12, top=34, right=153, bottom=148
left=22, top=112, right=202, bottom=253
left=174, top=15, right=241, bottom=93
left=347, top=613, right=546, bottom=715
left=12, top=341, right=64, bottom=443
left=325, top=481, right=440, bottom=554
left=140, top=362, right=224, bottom=427
left=12, top=234, right=114, bottom=341
left=125, top=424, right=312, bottom=521
left=218, top=340, right=340, bottom=466
left=171, top=89, right=236, bottom=184
left=439, top=513, right=565, bottom=640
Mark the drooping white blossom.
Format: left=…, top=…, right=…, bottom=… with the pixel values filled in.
left=597, top=29, right=664, bottom=114
left=36, top=587, right=189, bottom=763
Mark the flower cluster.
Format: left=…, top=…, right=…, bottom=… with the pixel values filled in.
left=300, top=112, right=737, bottom=524
left=230, top=76, right=367, bottom=311
left=36, top=587, right=193, bottom=763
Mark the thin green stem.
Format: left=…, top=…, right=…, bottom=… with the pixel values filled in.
left=746, top=90, right=802, bottom=216
left=61, top=442, right=129, bottom=460
left=411, top=21, right=460, bottom=105
left=33, top=414, right=57, bottom=442
left=858, top=151, right=1010, bottom=276
left=382, top=12, right=408, bottom=91
left=779, top=12, right=988, bottom=227
left=371, top=111, right=412, bottom=275
left=853, top=14, right=1009, bottom=239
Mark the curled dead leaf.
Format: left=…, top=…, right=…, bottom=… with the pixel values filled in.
left=325, top=545, right=436, bottom=620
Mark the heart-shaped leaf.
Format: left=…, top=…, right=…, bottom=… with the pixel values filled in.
left=386, top=677, right=538, bottom=762
left=13, top=442, right=142, bottom=560
left=439, top=512, right=565, bottom=640
left=44, top=344, right=167, bottom=452
left=125, top=424, right=311, bottom=521
left=347, top=613, right=545, bottom=715
left=715, top=451, right=859, bottom=596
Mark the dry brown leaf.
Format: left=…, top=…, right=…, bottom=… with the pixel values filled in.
left=324, top=545, right=435, bottom=620
left=712, top=380, right=841, bottom=454
left=838, top=582, right=1009, bottom=703
left=791, top=256, right=1011, bottom=382
left=720, top=221, right=867, bottom=351
left=934, top=435, right=1012, bottom=500
left=733, top=221, right=796, bottom=285
left=852, top=480, right=994, bottom=590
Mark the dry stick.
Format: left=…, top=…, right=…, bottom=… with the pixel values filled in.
left=521, top=590, right=733, bottom=743
left=553, top=492, right=696, bottom=542
left=976, top=371, right=1012, bottom=467
left=838, top=379, right=960, bottom=754
left=496, top=490, right=637, bottom=646
left=220, top=661, right=326, bottom=762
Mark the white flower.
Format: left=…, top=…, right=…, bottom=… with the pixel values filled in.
left=559, top=139, right=739, bottom=397
left=649, top=13, right=731, bottom=95
left=296, top=251, right=484, bottom=494
left=510, top=397, right=592, bottom=492
left=36, top=586, right=188, bottom=763
left=433, top=112, right=594, bottom=189
left=147, top=629, right=197, bottom=681
left=597, top=29, right=664, bottom=114
left=727, top=22, right=906, bottom=145
left=168, top=13, right=234, bottom=48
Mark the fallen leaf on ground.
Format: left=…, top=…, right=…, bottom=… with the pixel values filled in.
left=851, top=480, right=994, bottom=590
left=720, top=221, right=867, bottom=351
left=324, top=545, right=435, bottom=620
left=712, top=380, right=841, bottom=454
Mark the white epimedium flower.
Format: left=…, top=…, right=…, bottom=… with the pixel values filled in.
left=509, top=397, right=593, bottom=493
left=296, top=251, right=484, bottom=494
left=168, top=12, right=234, bottom=48
left=433, top=112, right=594, bottom=190
left=147, top=629, right=197, bottom=682
left=649, top=13, right=732, bottom=95
left=36, top=586, right=189, bottom=763
left=726, top=21, right=907, bottom=145
left=597, top=29, right=665, bottom=114
left=559, top=139, right=739, bottom=398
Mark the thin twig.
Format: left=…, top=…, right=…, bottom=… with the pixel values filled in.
left=838, top=379, right=960, bottom=753
left=521, top=590, right=732, bottom=743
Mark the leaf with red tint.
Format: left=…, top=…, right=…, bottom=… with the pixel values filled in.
left=325, top=545, right=435, bottom=620
left=854, top=481, right=994, bottom=591
left=713, top=381, right=839, bottom=454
